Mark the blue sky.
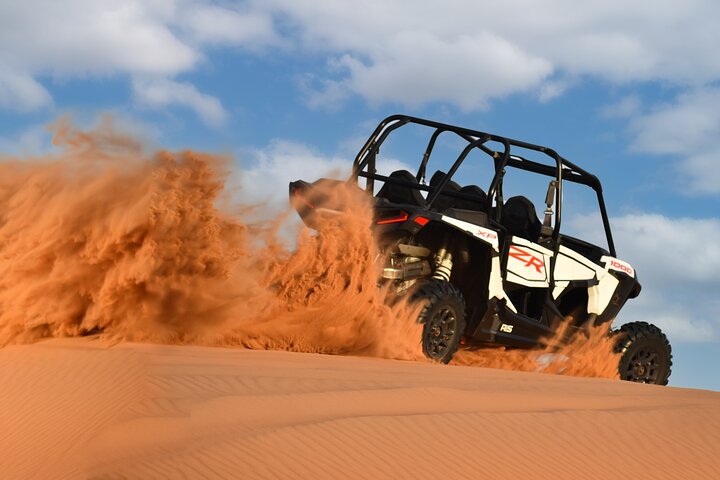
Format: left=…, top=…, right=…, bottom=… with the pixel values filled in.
left=1, top=0, right=718, bottom=390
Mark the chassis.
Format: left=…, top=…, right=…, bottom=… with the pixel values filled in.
left=290, top=115, right=672, bottom=385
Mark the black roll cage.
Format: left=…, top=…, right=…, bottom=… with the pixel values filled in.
left=351, top=114, right=617, bottom=257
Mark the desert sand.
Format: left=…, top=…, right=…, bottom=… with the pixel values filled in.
left=1, top=337, right=718, bottom=480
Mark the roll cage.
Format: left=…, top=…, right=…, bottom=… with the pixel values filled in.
left=351, top=114, right=617, bottom=257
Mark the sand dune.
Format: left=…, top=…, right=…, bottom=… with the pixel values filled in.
left=1, top=338, right=718, bottom=480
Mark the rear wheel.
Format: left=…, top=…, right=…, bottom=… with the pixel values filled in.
left=413, top=279, right=466, bottom=364
left=614, top=321, right=672, bottom=385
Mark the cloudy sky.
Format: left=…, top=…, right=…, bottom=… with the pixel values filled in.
left=1, top=0, right=718, bottom=390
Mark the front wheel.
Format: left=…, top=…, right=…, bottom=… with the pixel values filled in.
left=412, top=280, right=466, bottom=364
left=614, top=321, right=672, bottom=385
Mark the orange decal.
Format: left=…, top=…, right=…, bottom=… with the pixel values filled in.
left=508, top=245, right=545, bottom=274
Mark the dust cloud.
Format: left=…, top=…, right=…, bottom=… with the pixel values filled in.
left=0, top=117, right=618, bottom=377
left=453, top=323, right=620, bottom=379
left=0, top=117, right=422, bottom=359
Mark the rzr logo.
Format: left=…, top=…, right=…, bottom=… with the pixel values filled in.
left=508, top=245, right=545, bottom=274
left=610, top=260, right=634, bottom=276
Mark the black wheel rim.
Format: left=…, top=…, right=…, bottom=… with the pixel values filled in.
left=625, top=348, right=661, bottom=383
left=425, top=307, right=456, bottom=358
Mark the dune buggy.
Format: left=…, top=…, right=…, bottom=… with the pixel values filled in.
left=290, top=115, right=672, bottom=385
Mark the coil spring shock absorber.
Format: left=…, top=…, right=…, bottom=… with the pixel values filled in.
left=433, top=248, right=453, bottom=281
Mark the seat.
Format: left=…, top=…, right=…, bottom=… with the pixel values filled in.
left=376, top=170, right=426, bottom=207
left=428, top=170, right=461, bottom=212
left=452, top=185, right=487, bottom=212
left=502, top=196, right=541, bottom=241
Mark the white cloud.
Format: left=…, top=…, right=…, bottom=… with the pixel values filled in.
left=234, top=138, right=413, bottom=211
left=538, top=80, right=571, bottom=103
left=0, top=0, right=282, bottom=120
left=601, top=94, right=642, bottom=119
left=571, top=213, right=720, bottom=285
left=622, top=294, right=718, bottom=343
left=0, top=113, right=161, bottom=158
left=313, top=32, right=552, bottom=110
left=304, top=75, right=351, bottom=111
left=0, top=1, right=197, bottom=77
left=177, top=3, right=278, bottom=47
left=235, top=140, right=350, bottom=209
left=569, top=212, right=720, bottom=342
left=632, top=89, right=720, bottom=154
left=613, top=214, right=720, bottom=285
left=0, top=123, right=53, bottom=157
left=255, top=0, right=720, bottom=108
left=4, top=0, right=720, bottom=117
left=0, top=70, right=52, bottom=112
left=630, top=87, right=720, bottom=194
left=679, top=150, right=720, bottom=195
left=133, top=78, right=227, bottom=126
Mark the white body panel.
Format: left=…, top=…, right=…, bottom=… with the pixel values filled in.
left=439, top=215, right=514, bottom=310
left=588, top=272, right=619, bottom=315
left=602, top=255, right=635, bottom=278
left=585, top=255, right=634, bottom=315
left=438, top=215, right=636, bottom=317
left=440, top=215, right=499, bottom=251
left=500, top=239, right=635, bottom=316
left=552, top=245, right=604, bottom=299
left=505, top=237, right=553, bottom=288
left=554, top=245, right=600, bottom=281
left=489, top=256, right=516, bottom=312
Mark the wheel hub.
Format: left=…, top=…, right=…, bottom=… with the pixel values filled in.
left=426, top=307, right=456, bottom=356
left=626, top=349, right=660, bottom=383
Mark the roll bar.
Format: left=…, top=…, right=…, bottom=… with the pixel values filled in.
left=351, top=114, right=616, bottom=257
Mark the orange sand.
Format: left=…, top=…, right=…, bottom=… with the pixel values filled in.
left=1, top=337, right=718, bottom=480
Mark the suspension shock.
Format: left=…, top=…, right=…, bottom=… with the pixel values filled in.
left=433, top=248, right=453, bottom=281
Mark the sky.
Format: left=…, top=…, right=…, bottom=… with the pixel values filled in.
left=1, top=0, right=718, bottom=390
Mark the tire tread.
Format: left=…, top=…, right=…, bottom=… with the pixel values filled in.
left=412, top=279, right=466, bottom=364
left=614, top=321, right=672, bottom=385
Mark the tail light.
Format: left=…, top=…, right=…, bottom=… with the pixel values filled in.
left=376, top=210, right=409, bottom=225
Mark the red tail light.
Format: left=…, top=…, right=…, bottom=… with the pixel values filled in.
left=376, top=211, right=409, bottom=225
